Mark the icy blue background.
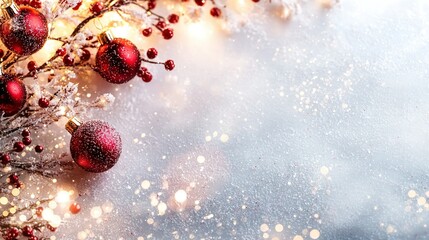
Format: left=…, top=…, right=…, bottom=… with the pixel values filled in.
left=56, top=1, right=429, bottom=239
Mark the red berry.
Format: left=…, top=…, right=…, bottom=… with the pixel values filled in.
left=69, top=202, right=81, bottom=214
left=14, top=141, right=25, bottom=152
left=35, top=145, right=44, bottom=153
left=8, top=173, right=19, bottom=184
left=91, top=2, right=103, bottom=15
left=47, top=224, right=57, bottom=232
left=38, top=98, right=50, bottom=108
left=148, top=0, right=156, bottom=9
left=252, top=0, right=259, bottom=2
left=142, top=27, right=152, bottom=37
left=28, top=236, right=39, bottom=240
left=36, top=206, right=43, bottom=217
left=0, top=49, right=4, bottom=59
left=156, top=21, right=166, bottom=29
left=137, top=70, right=143, bottom=78
left=80, top=49, right=91, bottom=61
left=142, top=71, right=153, bottom=82
left=195, top=0, right=205, bottom=6
left=63, top=55, right=74, bottom=66
left=210, top=7, right=222, bottom=17
left=22, top=226, right=34, bottom=237
left=27, top=61, right=37, bottom=71
left=4, top=227, right=19, bottom=239
left=22, top=129, right=30, bottom=137
left=30, top=0, right=41, bottom=8
left=162, top=28, right=174, bottom=40
left=168, top=14, right=180, bottom=24
left=164, top=59, right=175, bottom=71
left=1, top=153, right=10, bottom=165
left=146, top=48, right=158, bottom=59
left=19, top=0, right=30, bottom=5
left=23, top=136, right=32, bottom=146
left=72, top=0, right=82, bottom=10
left=56, top=48, right=66, bottom=56
left=86, top=35, right=94, bottom=41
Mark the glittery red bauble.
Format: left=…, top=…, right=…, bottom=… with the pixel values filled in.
left=0, top=76, right=27, bottom=117
left=0, top=6, right=49, bottom=55
left=70, top=120, right=122, bottom=173
left=96, top=38, right=141, bottom=84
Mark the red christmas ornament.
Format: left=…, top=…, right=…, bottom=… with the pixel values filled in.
left=96, top=31, right=141, bottom=84
left=210, top=7, right=222, bottom=17
left=0, top=73, right=27, bottom=117
left=66, top=117, right=122, bottom=173
left=69, top=202, right=81, bottom=214
left=0, top=1, right=49, bottom=56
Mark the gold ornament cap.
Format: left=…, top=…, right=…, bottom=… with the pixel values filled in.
left=1, top=0, right=19, bottom=20
left=97, top=30, right=115, bottom=45
left=65, top=117, right=82, bottom=134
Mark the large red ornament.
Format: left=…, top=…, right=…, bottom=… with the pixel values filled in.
left=0, top=74, right=27, bottom=117
left=0, top=2, right=49, bottom=55
left=66, top=118, right=122, bottom=173
left=95, top=31, right=141, bottom=84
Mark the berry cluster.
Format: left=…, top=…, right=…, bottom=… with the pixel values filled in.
left=14, top=0, right=42, bottom=8
left=1, top=129, right=44, bottom=168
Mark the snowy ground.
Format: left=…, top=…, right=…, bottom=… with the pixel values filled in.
left=53, top=0, right=429, bottom=239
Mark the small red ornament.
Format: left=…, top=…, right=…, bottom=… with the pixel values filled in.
left=38, top=97, right=49, bottom=108
left=90, top=2, right=103, bottom=15
left=162, top=28, right=174, bottom=40
left=22, top=136, right=32, bottom=145
left=35, top=145, right=43, bottom=153
left=146, top=48, right=157, bottom=59
left=47, top=224, right=56, bottom=232
left=27, top=61, right=37, bottom=71
left=0, top=2, right=49, bottom=55
left=56, top=47, right=66, bottom=56
left=66, top=117, right=122, bottom=173
left=142, top=27, right=152, bottom=37
left=63, top=54, right=74, bottom=66
left=141, top=71, right=152, bottom=82
left=22, top=129, right=30, bottom=137
left=3, top=227, right=19, bottom=240
left=8, top=173, right=19, bottom=184
left=1, top=153, right=11, bottom=164
left=210, top=7, right=222, bottom=17
left=164, top=59, right=175, bottom=71
left=80, top=48, right=91, bottom=61
left=22, top=226, right=34, bottom=237
left=148, top=0, right=156, bottom=10
left=14, top=141, right=25, bottom=152
left=168, top=14, right=180, bottom=24
left=96, top=31, right=141, bottom=84
left=35, top=206, right=43, bottom=217
left=0, top=73, right=27, bottom=117
left=29, top=0, right=41, bottom=8
left=69, top=202, right=81, bottom=214
left=72, top=1, right=83, bottom=10
left=195, top=0, right=205, bottom=6
left=156, top=21, right=166, bottom=29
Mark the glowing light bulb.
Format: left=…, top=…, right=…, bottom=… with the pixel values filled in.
left=55, top=190, right=70, bottom=203
left=174, top=189, right=187, bottom=203
left=42, top=208, right=54, bottom=221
